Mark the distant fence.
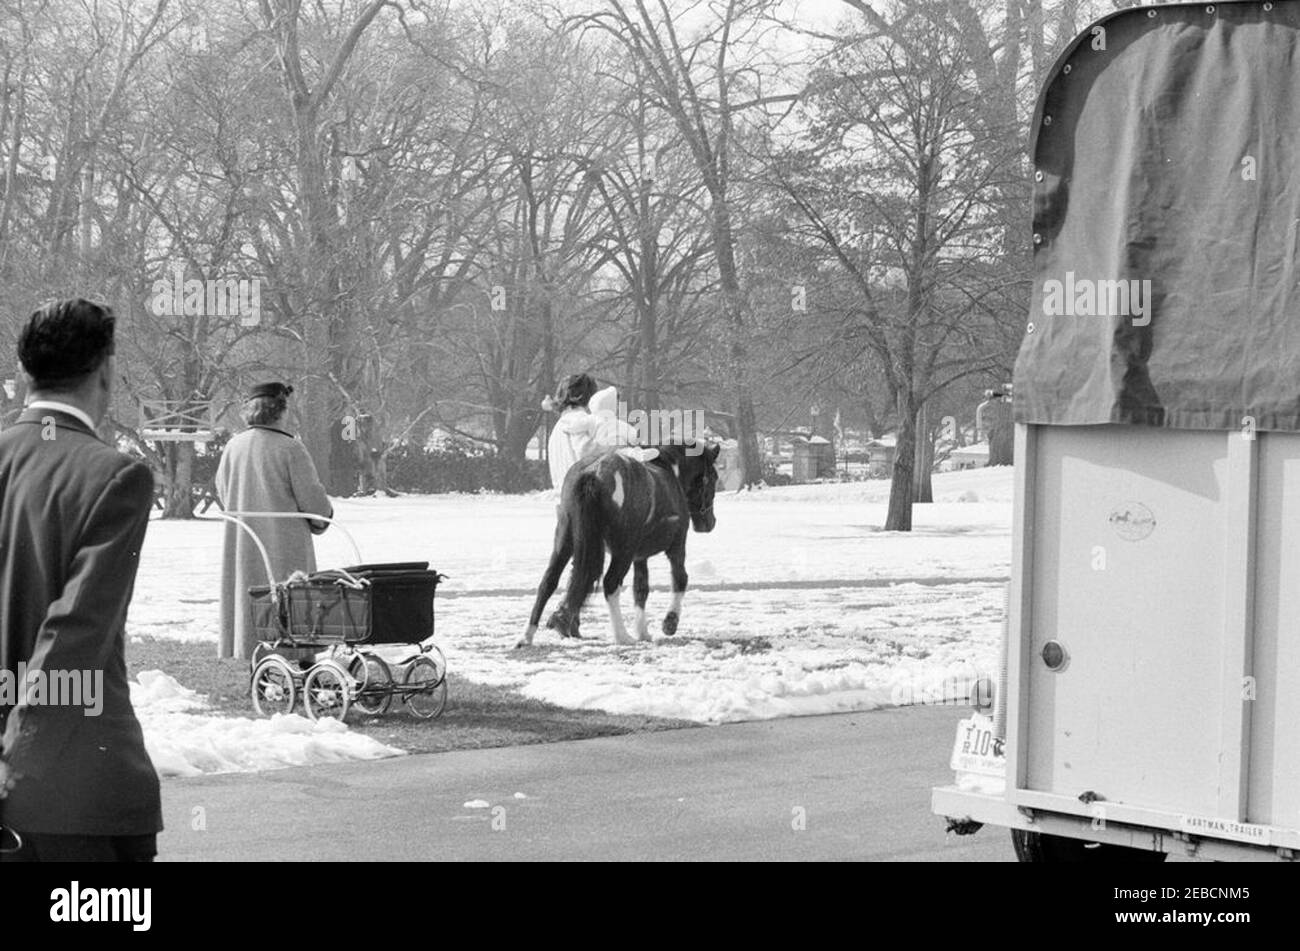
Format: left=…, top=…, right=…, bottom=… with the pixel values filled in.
left=139, top=400, right=215, bottom=441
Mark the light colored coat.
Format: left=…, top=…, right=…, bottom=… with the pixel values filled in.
left=546, top=386, right=641, bottom=488
left=215, top=426, right=332, bottom=658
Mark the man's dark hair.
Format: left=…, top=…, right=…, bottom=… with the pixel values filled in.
left=17, top=298, right=116, bottom=390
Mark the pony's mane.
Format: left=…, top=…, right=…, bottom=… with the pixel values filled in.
left=648, top=443, right=702, bottom=468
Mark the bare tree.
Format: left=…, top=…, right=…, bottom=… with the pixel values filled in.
left=770, top=2, right=1022, bottom=529
left=256, top=0, right=392, bottom=484
left=573, top=0, right=792, bottom=485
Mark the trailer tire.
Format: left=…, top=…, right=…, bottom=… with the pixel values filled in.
left=1011, top=830, right=1166, bottom=862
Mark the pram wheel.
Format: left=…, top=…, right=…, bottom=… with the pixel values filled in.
left=303, top=660, right=352, bottom=722
left=403, top=654, right=447, bottom=719
left=348, top=652, right=394, bottom=716
left=251, top=655, right=298, bottom=717
left=424, top=644, right=447, bottom=683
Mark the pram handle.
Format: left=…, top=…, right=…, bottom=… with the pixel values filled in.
left=213, top=513, right=279, bottom=589
left=220, top=511, right=365, bottom=576
left=218, top=511, right=361, bottom=571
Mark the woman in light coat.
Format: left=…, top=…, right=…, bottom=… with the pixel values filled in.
left=215, top=382, right=333, bottom=659
left=544, top=374, right=648, bottom=488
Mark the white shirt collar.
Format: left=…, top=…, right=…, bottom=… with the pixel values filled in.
left=26, top=399, right=98, bottom=432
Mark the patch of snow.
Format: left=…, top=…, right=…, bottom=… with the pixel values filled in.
left=441, top=582, right=1002, bottom=724
left=131, top=671, right=403, bottom=777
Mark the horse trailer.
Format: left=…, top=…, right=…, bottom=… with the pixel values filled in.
left=933, top=1, right=1300, bottom=861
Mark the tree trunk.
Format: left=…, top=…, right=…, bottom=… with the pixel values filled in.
left=711, top=200, right=761, bottom=486
left=354, top=448, right=392, bottom=496
left=885, top=394, right=916, bottom=531
left=304, top=380, right=338, bottom=492
left=352, top=415, right=395, bottom=496
left=637, top=298, right=659, bottom=412
left=327, top=415, right=357, bottom=495
left=862, top=396, right=880, bottom=440
left=282, top=80, right=341, bottom=484
left=912, top=403, right=934, bottom=503
left=637, top=174, right=660, bottom=413
left=374, top=450, right=394, bottom=496
left=735, top=393, right=762, bottom=488
left=987, top=399, right=1014, bottom=466
left=356, top=446, right=377, bottom=495
left=161, top=441, right=196, bottom=519
left=265, top=0, right=387, bottom=484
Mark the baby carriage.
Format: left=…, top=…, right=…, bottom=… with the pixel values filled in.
left=219, top=512, right=448, bottom=723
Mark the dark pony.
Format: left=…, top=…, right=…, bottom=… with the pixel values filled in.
left=518, top=443, right=720, bottom=647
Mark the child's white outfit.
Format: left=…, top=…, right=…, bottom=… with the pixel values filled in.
left=546, top=386, right=655, bottom=488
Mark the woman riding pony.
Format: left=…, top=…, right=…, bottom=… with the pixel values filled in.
left=543, top=373, right=654, bottom=488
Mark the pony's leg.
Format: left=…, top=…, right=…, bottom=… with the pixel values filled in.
left=603, top=554, right=636, bottom=645
left=663, top=545, right=688, bottom=636
left=547, top=570, right=582, bottom=637
left=517, top=522, right=573, bottom=648
left=553, top=578, right=588, bottom=640
left=632, top=559, right=651, bottom=641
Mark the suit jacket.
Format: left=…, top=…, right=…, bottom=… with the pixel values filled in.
left=0, top=407, right=162, bottom=835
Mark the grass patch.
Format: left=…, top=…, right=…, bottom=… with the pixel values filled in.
left=127, top=636, right=697, bottom=755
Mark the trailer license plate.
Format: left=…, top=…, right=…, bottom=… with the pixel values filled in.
left=950, top=714, right=1005, bottom=777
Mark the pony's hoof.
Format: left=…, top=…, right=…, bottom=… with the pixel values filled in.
left=662, top=612, right=679, bottom=636
left=547, top=608, right=580, bottom=638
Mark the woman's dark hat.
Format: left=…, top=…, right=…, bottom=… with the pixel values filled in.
left=248, top=381, right=293, bottom=399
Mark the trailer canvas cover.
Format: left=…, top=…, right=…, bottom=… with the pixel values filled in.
left=1015, top=1, right=1300, bottom=432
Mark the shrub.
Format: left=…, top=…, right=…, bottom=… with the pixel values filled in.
left=384, top=440, right=548, bottom=494
left=761, top=460, right=793, bottom=487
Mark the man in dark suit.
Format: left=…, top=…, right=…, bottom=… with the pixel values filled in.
left=0, top=299, right=162, bottom=862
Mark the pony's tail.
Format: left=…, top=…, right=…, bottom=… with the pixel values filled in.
left=564, top=472, right=607, bottom=614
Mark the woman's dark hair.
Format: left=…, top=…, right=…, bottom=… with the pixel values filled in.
left=556, top=373, right=597, bottom=409
left=17, top=298, right=116, bottom=390
left=243, top=394, right=288, bottom=426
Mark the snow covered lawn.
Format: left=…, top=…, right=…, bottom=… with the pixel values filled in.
left=442, top=581, right=1004, bottom=722
left=129, top=466, right=1012, bottom=773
